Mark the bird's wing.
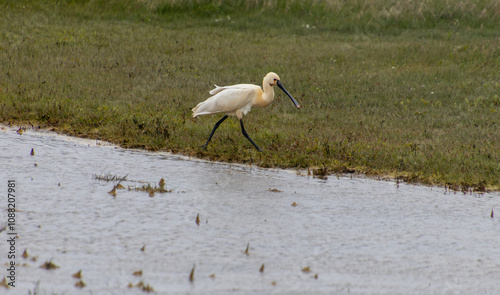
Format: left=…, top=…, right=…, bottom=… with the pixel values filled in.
left=193, top=85, right=260, bottom=117
left=209, top=84, right=260, bottom=96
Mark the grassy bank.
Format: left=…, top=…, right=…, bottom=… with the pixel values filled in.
left=1, top=0, right=499, bottom=191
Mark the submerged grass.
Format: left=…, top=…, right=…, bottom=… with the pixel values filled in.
left=93, top=173, right=128, bottom=182
left=1, top=0, right=499, bottom=191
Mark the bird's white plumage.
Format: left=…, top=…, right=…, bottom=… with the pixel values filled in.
left=193, top=83, right=265, bottom=120
left=208, top=85, right=224, bottom=95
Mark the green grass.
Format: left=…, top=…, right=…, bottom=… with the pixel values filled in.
left=1, top=0, right=499, bottom=191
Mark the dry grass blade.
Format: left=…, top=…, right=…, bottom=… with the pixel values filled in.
left=40, top=260, right=60, bottom=270
left=72, top=270, right=82, bottom=279
left=189, top=265, right=195, bottom=283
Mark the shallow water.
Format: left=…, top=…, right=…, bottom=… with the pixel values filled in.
left=1, top=127, right=499, bottom=294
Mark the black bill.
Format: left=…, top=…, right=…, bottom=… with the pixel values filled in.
left=277, top=80, right=301, bottom=109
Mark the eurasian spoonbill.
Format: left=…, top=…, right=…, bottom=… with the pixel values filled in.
left=192, top=72, right=300, bottom=151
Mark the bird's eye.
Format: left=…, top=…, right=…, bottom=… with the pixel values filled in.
left=274, top=79, right=277, bottom=81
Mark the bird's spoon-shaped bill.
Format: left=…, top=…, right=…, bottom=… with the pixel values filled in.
left=277, top=80, right=300, bottom=109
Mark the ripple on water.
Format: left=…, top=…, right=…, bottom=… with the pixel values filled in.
left=1, top=127, right=499, bottom=294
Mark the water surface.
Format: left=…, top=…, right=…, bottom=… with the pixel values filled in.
left=1, top=127, right=499, bottom=294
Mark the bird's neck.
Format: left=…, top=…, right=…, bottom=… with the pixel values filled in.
left=257, top=82, right=274, bottom=107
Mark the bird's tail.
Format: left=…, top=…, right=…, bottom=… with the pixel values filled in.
left=193, top=84, right=226, bottom=117
left=192, top=101, right=213, bottom=118
left=192, top=104, right=201, bottom=118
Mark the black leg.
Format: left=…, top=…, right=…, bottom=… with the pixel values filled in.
left=202, top=115, right=228, bottom=149
left=240, top=119, right=262, bottom=152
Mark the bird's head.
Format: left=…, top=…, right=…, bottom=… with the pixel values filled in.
left=265, top=72, right=281, bottom=87
left=264, top=72, right=301, bottom=109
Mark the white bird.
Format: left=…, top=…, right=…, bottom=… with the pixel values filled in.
left=192, top=72, right=300, bottom=151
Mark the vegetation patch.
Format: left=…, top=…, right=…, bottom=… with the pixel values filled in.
left=1, top=0, right=499, bottom=192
